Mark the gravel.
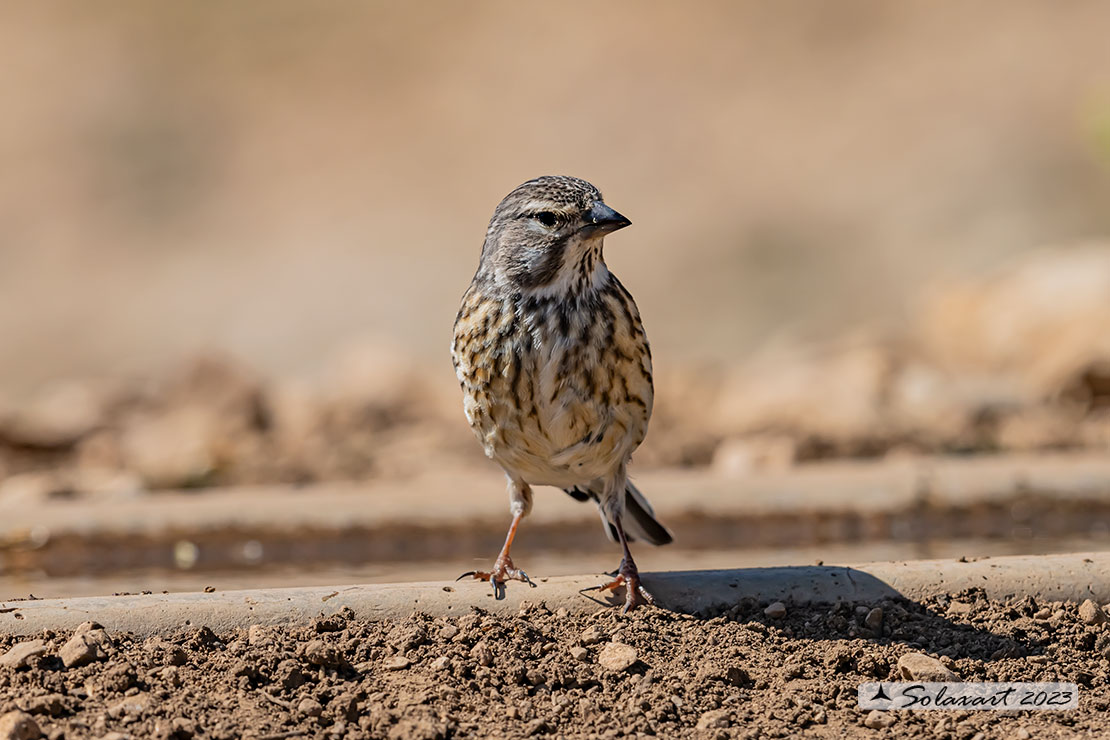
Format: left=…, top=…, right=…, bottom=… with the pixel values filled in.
left=0, top=592, right=1105, bottom=738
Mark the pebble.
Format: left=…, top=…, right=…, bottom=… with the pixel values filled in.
left=579, top=625, right=606, bottom=646
left=470, top=641, right=493, bottom=667
left=569, top=646, right=589, bottom=663
left=946, top=601, right=974, bottom=618
left=864, top=607, right=883, bottom=631
left=302, top=640, right=342, bottom=668
left=0, top=711, right=41, bottom=740
left=107, top=693, right=152, bottom=719
left=864, top=710, right=895, bottom=729
left=60, top=631, right=110, bottom=669
left=695, top=709, right=731, bottom=729
left=160, top=666, right=183, bottom=687
left=247, top=625, right=273, bottom=647
left=0, top=641, right=46, bottom=670
left=524, top=719, right=549, bottom=736
left=764, top=602, right=787, bottom=619
left=383, top=655, right=411, bottom=671
left=430, top=656, right=451, bottom=672
left=898, top=652, right=958, bottom=681
left=21, top=695, right=66, bottom=718
left=597, top=642, right=638, bottom=672
left=1013, top=728, right=1031, bottom=739
left=1078, top=599, right=1107, bottom=625
left=438, top=624, right=459, bottom=640
left=297, top=698, right=323, bottom=718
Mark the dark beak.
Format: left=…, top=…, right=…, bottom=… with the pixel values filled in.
left=581, top=201, right=631, bottom=235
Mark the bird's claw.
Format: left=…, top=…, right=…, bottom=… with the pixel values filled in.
left=587, top=568, right=656, bottom=613
left=456, top=557, right=536, bottom=600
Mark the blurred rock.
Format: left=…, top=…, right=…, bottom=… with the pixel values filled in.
left=120, top=407, right=218, bottom=489
left=0, top=711, right=40, bottom=740
left=0, top=472, right=74, bottom=505
left=0, top=640, right=46, bottom=669
left=916, top=243, right=1110, bottom=405
left=0, top=382, right=105, bottom=449
left=711, top=435, right=796, bottom=476
left=712, top=335, right=898, bottom=459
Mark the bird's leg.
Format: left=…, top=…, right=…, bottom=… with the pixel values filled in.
left=590, top=517, right=656, bottom=613
left=458, top=479, right=536, bottom=599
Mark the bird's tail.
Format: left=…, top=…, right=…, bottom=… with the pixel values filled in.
left=564, top=482, right=674, bottom=546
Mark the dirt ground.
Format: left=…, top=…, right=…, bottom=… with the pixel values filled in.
left=1, top=590, right=1106, bottom=740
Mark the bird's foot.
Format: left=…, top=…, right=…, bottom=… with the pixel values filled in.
left=457, top=555, right=536, bottom=600
left=587, top=560, right=656, bottom=613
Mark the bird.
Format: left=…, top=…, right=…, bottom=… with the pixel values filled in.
left=451, top=175, right=672, bottom=612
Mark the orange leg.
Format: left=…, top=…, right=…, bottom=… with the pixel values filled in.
left=458, top=509, right=536, bottom=599
left=587, top=515, right=656, bottom=613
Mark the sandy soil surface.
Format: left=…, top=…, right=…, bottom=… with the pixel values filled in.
left=1, top=591, right=1107, bottom=739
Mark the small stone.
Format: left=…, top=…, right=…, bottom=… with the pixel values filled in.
left=524, top=719, right=548, bottom=736
left=597, top=642, right=637, bottom=672
left=898, top=652, right=958, bottom=681
left=1034, top=607, right=1052, bottom=620
left=764, top=601, right=787, bottom=619
left=695, top=709, right=730, bottom=729
left=383, top=655, right=411, bottom=671
left=160, top=666, right=183, bottom=687
left=1078, top=599, right=1107, bottom=625
left=73, top=621, right=103, bottom=635
left=0, top=711, right=41, bottom=740
left=946, top=601, right=974, bottom=618
left=438, top=624, right=459, bottom=640
left=96, top=663, right=137, bottom=694
left=168, top=718, right=195, bottom=739
left=247, top=624, right=273, bottom=647
left=297, top=698, right=323, bottom=718
left=430, top=656, right=450, bottom=672
left=864, top=607, right=883, bottom=631
left=0, top=641, right=46, bottom=669
left=864, top=710, right=895, bottom=729
left=20, top=695, right=65, bottom=718
left=60, top=632, right=109, bottom=668
left=108, top=693, right=152, bottom=719
left=1013, top=728, right=1031, bottom=740
left=579, top=625, right=606, bottom=645
left=302, top=640, right=343, bottom=668
left=470, top=641, right=493, bottom=667
left=569, top=646, right=589, bottom=662
left=329, top=693, right=361, bottom=723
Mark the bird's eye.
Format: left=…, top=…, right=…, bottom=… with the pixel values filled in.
left=533, top=211, right=558, bottom=228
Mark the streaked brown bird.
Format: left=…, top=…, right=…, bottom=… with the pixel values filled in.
left=451, top=175, right=672, bottom=612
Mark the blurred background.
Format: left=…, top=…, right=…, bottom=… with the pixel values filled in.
left=3, top=1, right=1110, bottom=598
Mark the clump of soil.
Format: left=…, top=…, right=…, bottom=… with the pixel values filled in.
left=0, top=592, right=1106, bottom=739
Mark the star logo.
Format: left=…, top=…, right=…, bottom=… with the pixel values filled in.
left=870, top=684, right=891, bottom=702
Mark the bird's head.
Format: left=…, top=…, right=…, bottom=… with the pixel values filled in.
left=480, top=175, right=630, bottom=294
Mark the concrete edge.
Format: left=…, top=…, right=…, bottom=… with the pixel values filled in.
left=1, top=552, right=1107, bottom=638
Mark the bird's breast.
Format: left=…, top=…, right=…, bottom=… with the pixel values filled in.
left=452, top=276, right=653, bottom=485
